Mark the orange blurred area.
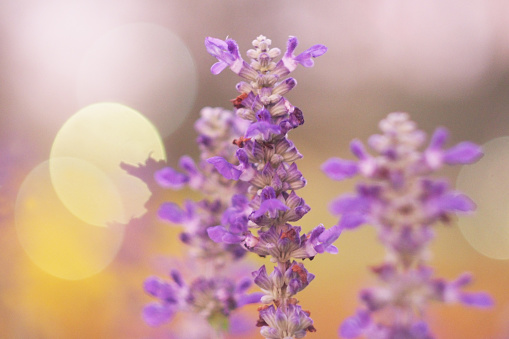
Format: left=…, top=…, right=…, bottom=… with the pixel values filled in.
left=2, top=0, right=509, bottom=338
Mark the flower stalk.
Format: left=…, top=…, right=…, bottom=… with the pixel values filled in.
left=205, top=35, right=341, bottom=338
left=142, top=106, right=261, bottom=337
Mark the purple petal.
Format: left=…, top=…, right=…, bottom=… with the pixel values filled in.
left=142, top=303, right=175, bottom=327
left=440, top=193, right=476, bottom=212
left=285, top=36, right=298, bottom=57
left=444, top=142, right=483, bottom=165
left=329, top=195, right=368, bottom=215
left=143, top=276, right=162, bottom=296
left=460, top=292, right=494, bottom=308
left=339, top=311, right=370, bottom=338
left=429, top=127, right=449, bottom=150
left=251, top=198, right=289, bottom=219
left=317, top=224, right=342, bottom=246
left=223, top=232, right=244, bottom=244
left=207, top=156, right=242, bottom=180
left=158, top=202, right=186, bottom=223
left=179, top=156, right=199, bottom=175
left=207, top=225, right=228, bottom=243
left=154, top=167, right=188, bottom=189
left=236, top=277, right=252, bottom=293
left=210, top=61, right=228, bottom=75
left=205, top=37, right=228, bottom=54
left=294, top=44, right=328, bottom=68
left=237, top=292, right=263, bottom=306
left=322, top=158, right=358, bottom=181
left=273, top=77, right=297, bottom=96
left=246, top=121, right=281, bottom=139
left=261, top=186, right=277, bottom=200
left=307, top=44, right=328, bottom=58
left=236, top=148, right=249, bottom=167
left=170, top=269, right=184, bottom=287
left=350, top=140, right=369, bottom=160
left=325, top=245, right=338, bottom=254
left=252, top=265, right=271, bottom=290
left=339, top=214, right=366, bottom=230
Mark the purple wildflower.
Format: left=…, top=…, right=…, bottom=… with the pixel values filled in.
left=323, top=112, right=493, bottom=338
left=206, top=35, right=339, bottom=338
left=144, top=107, right=259, bottom=335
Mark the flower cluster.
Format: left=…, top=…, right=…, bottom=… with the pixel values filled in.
left=322, top=112, right=493, bottom=339
left=143, top=107, right=261, bottom=336
left=205, top=35, right=341, bottom=338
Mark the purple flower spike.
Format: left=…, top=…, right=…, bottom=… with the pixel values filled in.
left=327, top=112, right=493, bottom=339
left=203, top=35, right=331, bottom=339
left=143, top=103, right=259, bottom=333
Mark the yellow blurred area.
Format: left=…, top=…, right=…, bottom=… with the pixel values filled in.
left=457, top=136, right=509, bottom=260
left=50, top=102, right=166, bottom=226
left=15, top=160, right=125, bottom=280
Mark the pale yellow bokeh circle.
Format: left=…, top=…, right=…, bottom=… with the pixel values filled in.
left=456, top=136, right=509, bottom=260
left=15, top=160, right=125, bottom=280
left=50, top=102, right=166, bottom=226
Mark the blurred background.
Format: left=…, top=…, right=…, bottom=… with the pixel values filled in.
left=1, top=0, right=509, bottom=338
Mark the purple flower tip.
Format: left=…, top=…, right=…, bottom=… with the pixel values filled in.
left=460, top=292, right=494, bottom=308
left=440, top=193, right=476, bottom=212
left=444, top=141, right=483, bottom=165
left=429, top=127, right=449, bottom=149
left=350, top=139, right=368, bottom=160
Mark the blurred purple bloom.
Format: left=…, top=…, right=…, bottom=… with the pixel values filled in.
left=324, top=112, right=492, bottom=338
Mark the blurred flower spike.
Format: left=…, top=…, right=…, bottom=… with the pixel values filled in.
left=322, top=112, right=493, bottom=339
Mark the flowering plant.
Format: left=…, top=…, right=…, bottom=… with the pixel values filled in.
left=142, top=106, right=261, bottom=338
left=204, top=35, right=342, bottom=338
left=322, top=112, right=493, bottom=339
